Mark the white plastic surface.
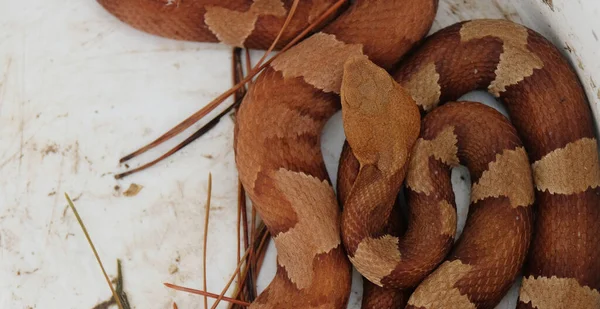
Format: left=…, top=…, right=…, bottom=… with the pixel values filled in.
left=1, top=0, right=599, bottom=308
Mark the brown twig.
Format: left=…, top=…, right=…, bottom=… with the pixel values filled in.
left=117, top=0, right=347, bottom=168
left=244, top=49, right=253, bottom=87
left=236, top=187, right=242, bottom=285
left=240, top=183, right=249, bottom=254
left=230, top=46, right=252, bottom=308
left=232, top=46, right=249, bottom=257
left=234, top=43, right=254, bottom=308
left=203, top=173, right=213, bottom=309
left=250, top=207, right=258, bottom=296
left=232, top=47, right=247, bottom=101
left=231, top=47, right=247, bottom=308
left=239, top=183, right=249, bottom=304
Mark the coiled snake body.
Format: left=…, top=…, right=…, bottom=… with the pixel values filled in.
left=100, top=0, right=600, bottom=308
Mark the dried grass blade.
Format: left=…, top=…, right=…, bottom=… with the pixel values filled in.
left=203, top=173, right=213, bottom=309
left=65, top=193, right=125, bottom=309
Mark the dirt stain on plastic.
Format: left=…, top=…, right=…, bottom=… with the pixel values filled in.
left=41, top=144, right=59, bottom=158
left=542, top=0, right=554, bottom=11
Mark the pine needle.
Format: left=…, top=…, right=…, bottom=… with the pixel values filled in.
left=232, top=47, right=247, bottom=102
left=228, top=224, right=268, bottom=308
left=210, top=249, right=251, bottom=309
left=65, top=193, right=125, bottom=309
left=114, top=97, right=242, bottom=179
left=253, top=0, right=300, bottom=68
left=250, top=207, right=258, bottom=296
left=203, top=173, right=212, bottom=309
left=236, top=187, right=242, bottom=284
left=164, top=283, right=250, bottom=307
left=166, top=248, right=252, bottom=307
left=244, top=49, right=253, bottom=87
left=231, top=46, right=250, bottom=308
left=117, top=0, right=348, bottom=169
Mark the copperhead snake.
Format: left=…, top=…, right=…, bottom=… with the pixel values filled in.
left=99, top=0, right=600, bottom=308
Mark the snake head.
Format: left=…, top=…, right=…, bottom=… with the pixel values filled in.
left=341, top=57, right=421, bottom=175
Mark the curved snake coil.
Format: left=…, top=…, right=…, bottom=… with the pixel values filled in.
left=393, top=20, right=599, bottom=309
left=99, top=1, right=600, bottom=308
left=97, top=0, right=341, bottom=48
left=338, top=93, right=534, bottom=308
left=340, top=19, right=600, bottom=309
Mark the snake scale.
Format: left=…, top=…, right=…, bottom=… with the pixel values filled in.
left=99, top=0, right=600, bottom=308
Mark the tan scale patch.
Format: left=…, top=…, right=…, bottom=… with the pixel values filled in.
left=460, top=20, right=543, bottom=97
left=251, top=0, right=287, bottom=16
left=532, top=138, right=600, bottom=194
left=401, top=62, right=441, bottom=111
left=408, top=260, right=476, bottom=309
left=271, top=33, right=367, bottom=93
left=406, top=127, right=460, bottom=194
left=439, top=200, right=457, bottom=236
left=348, top=235, right=401, bottom=287
left=260, top=104, right=322, bottom=139
left=205, top=0, right=287, bottom=47
left=204, top=7, right=258, bottom=47
left=272, top=169, right=341, bottom=289
left=471, top=147, right=534, bottom=208
left=520, top=276, right=600, bottom=308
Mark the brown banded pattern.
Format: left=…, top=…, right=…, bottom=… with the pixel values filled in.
left=100, top=0, right=438, bottom=307
left=99, top=0, right=600, bottom=306
left=392, top=19, right=600, bottom=309
left=234, top=1, right=437, bottom=308
left=404, top=102, right=534, bottom=308
left=339, top=101, right=535, bottom=308
left=337, top=119, right=412, bottom=309
left=97, top=0, right=340, bottom=49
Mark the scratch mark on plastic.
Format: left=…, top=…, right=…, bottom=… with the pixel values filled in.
left=0, top=57, right=12, bottom=119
